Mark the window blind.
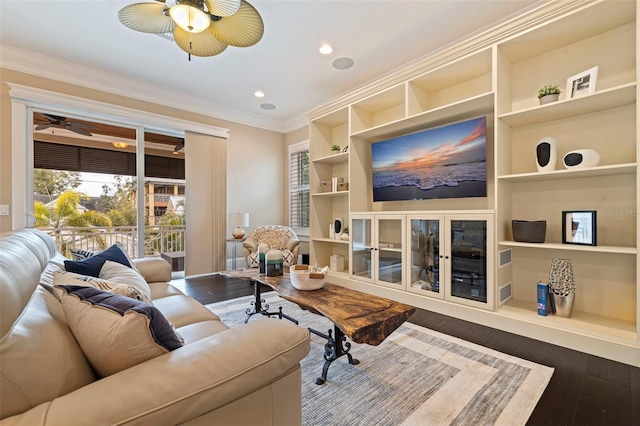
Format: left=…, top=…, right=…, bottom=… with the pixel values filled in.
left=289, top=146, right=309, bottom=228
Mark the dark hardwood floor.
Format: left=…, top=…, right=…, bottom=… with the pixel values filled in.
left=171, top=274, right=640, bottom=426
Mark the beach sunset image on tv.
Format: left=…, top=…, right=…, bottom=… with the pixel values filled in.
left=372, top=116, right=487, bottom=202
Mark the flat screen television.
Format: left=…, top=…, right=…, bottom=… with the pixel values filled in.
left=371, top=116, right=487, bottom=202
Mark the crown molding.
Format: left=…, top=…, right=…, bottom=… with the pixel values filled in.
left=7, top=82, right=230, bottom=139
left=0, top=45, right=290, bottom=133
left=306, top=0, right=591, bottom=121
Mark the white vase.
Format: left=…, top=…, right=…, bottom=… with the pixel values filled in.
left=563, top=149, right=601, bottom=169
left=536, top=137, right=557, bottom=173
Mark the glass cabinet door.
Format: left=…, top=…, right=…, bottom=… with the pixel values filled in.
left=376, top=216, right=404, bottom=287
left=408, top=218, right=442, bottom=297
left=351, top=217, right=373, bottom=281
left=448, top=219, right=488, bottom=304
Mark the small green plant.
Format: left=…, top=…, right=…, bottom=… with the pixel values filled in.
left=538, top=84, right=561, bottom=99
left=342, top=227, right=349, bottom=234
left=330, top=144, right=341, bottom=151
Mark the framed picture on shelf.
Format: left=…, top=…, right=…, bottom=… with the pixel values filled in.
left=562, top=210, right=596, bottom=246
left=566, top=66, right=599, bottom=99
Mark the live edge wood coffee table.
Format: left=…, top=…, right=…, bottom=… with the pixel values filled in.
left=220, top=269, right=415, bottom=385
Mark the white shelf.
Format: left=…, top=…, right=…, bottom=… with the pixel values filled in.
left=498, top=299, right=637, bottom=345
left=312, top=152, right=348, bottom=165
left=499, top=240, right=637, bottom=254
left=498, top=163, right=637, bottom=182
left=350, top=92, right=494, bottom=142
left=312, top=237, right=349, bottom=244
left=311, top=190, right=349, bottom=197
left=379, top=247, right=402, bottom=253
left=499, top=83, right=636, bottom=127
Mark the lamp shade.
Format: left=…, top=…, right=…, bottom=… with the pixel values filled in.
left=229, top=213, right=249, bottom=227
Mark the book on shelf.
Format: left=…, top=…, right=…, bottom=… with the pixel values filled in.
left=537, top=281, right=550, bottom=316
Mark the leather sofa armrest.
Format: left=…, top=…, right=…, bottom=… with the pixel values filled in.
left=133, top=257, right=172, bottom=283
left=242, top=237, right=258, bottom=261
left=2, top=320, right=310, bottom=426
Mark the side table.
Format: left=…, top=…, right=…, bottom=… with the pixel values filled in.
left=226, top=238, right=244, bottom=270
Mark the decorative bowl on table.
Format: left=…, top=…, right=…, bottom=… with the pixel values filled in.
left=289, top=264, right=327, bottom=291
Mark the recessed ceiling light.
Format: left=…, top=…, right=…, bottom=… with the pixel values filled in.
left=319, top=44, right=333, bottom=55
left=112, top=142, right=128, bottom=149
left=333, top=57, right=354, bottom=70
left=254, top=90, right=265, bottom=98
left=260, top=103, right=276, bottom=110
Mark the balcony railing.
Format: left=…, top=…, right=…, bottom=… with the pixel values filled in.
left=38, top=225, right=185, bottom=259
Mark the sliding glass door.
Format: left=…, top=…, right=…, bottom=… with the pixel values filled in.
left=31, top=111, right=186, bottom=271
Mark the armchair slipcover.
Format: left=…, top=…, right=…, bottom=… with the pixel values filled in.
left=243, top=225, right=300, bottom=268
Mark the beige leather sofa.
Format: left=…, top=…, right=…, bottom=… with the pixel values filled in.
left=0, top=229, right=310, bottom=425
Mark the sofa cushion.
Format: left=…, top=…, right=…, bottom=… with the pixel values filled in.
left=64, top=244, right=133, bottom=277
left=53, top=270, right=152, bottom=304
left=98, top=260, right=152, bottom=301
left=54, top=285, right=183, bottom=377
left=152, top=294, right=221, bottom=328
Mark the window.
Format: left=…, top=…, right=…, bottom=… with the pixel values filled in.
left=288, top=140, right=309, bottom=233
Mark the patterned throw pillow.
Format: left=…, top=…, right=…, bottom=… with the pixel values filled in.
left=248, top=251, right=259, bottom=268
left=54, top=285, right=183, bottom=377
left=248, top=249, right=295, bottom=267
left=282, top=249, right=295, bottom=267
left=70, top=248, right=95, bottom=261
left=53, top=270, right=152, bottom=304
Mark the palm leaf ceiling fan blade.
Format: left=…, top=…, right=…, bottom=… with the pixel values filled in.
left=205, top=0, right=240, bottom=17
left=174, top=26, right=228, bottom=57
left=207, top=0, right=263, bottom=47
left=35, top=124, right=55, bottom=131
left=118, top=2, right=176, bottom=34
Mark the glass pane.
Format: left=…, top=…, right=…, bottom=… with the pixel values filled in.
left=378, top=249, right=402, bottom=284
left=410, top=219, right=440, bottom=293
left=144, top=134, right=186, bottom=272
left=378, top=218, right=403, bottom=285
left=450, top=220, right=487, bottom=303
left=351, top=218, right=372, bottom=279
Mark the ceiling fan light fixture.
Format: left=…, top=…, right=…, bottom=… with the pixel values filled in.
left=170, top=3, right=210, bottom=33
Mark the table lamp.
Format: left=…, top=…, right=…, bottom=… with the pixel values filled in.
left=230, top=212, right=250, bottom=239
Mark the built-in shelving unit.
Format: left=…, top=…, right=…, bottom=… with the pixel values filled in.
left=307, top=0, right=638, bottom=366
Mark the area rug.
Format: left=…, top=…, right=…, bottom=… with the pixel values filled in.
left=206, top=293, right=553, bottom=426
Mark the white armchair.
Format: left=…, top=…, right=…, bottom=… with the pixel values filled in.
left=243, top=225, right=300, bottom=268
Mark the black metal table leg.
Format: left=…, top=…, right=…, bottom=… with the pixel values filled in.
left=245, top=279, right=281, bottom=323
left=309, top=324, right=360, bottom=385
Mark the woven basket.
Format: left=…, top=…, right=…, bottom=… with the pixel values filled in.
left=512, top=220, right=546, bottom=243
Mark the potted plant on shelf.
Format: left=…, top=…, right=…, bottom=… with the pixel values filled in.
left=330, top=144, right=341, bottom=154
left=340, top=227, right=349, bottom=241
left=538, top=84, right=561, bottom=105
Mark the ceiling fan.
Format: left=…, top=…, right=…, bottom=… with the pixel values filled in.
left=35, top=114, right=97, bottom=137
left=118, top=0, right=263, bottom=60
left=173, top=138, right=185, bottom=153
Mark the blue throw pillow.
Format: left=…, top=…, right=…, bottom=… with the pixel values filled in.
left=64, top=244, right=132, bottom=277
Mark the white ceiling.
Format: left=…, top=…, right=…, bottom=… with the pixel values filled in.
left=0, top=0, right=542, bottom=132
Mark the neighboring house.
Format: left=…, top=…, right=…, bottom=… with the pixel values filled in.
left=144, top=178, right=185, bottom=225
